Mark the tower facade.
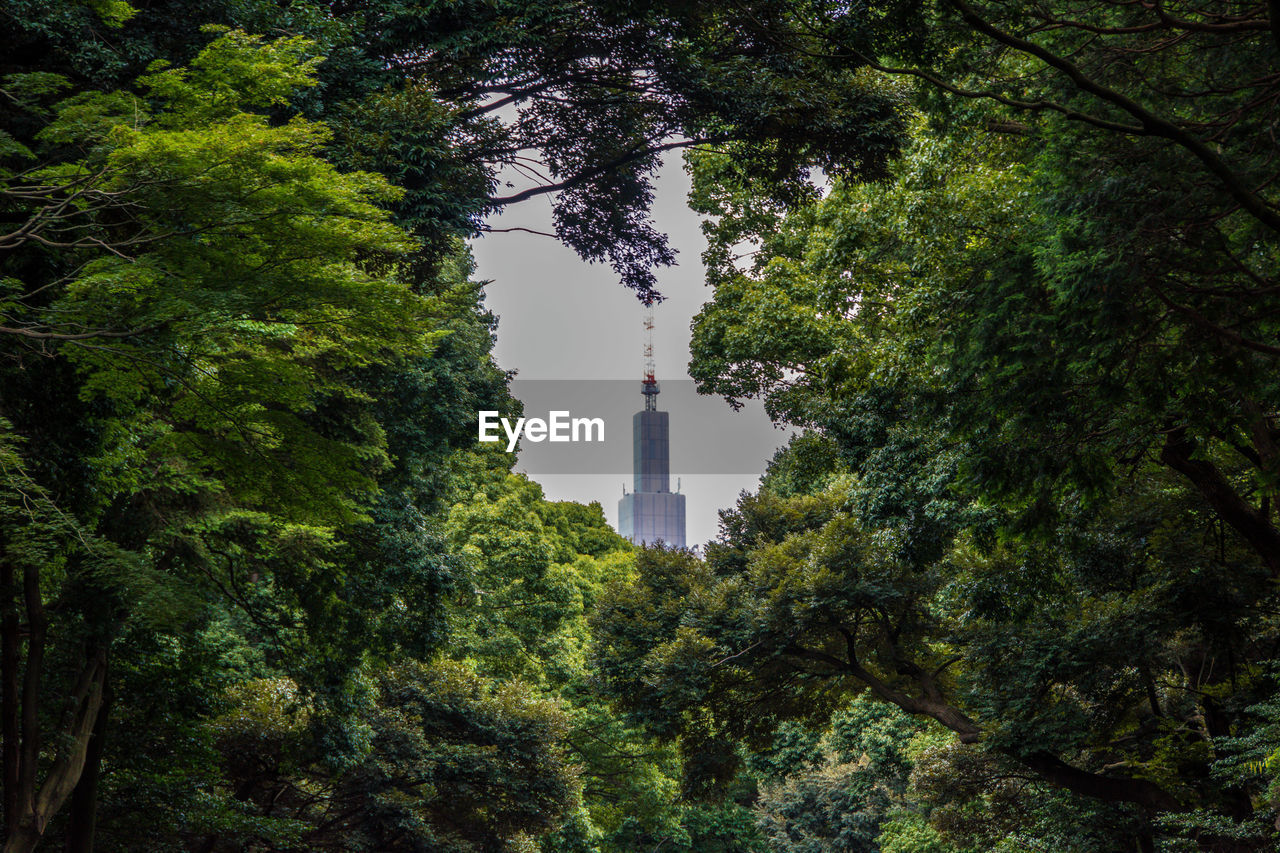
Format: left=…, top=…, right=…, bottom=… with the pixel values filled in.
left=618, top=313, right=686, bottom=548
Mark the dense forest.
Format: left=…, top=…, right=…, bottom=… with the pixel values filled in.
left=1, top=0, right=1278, bottom=851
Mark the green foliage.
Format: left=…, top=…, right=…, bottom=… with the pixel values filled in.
left=641, top=10, right=1280, bottom=844
left=344, top=659, right=579, bottom=852
left=7, top=28, right=425, bottom=525
left=2, top=0, right=923, bottom=300
left=0, top=26, right=515, bottom=851
left=4, top=1, right=1280, bottom=851
left=444, top=459, right=633, bottom=686
left=752, top=697, right=922, bottom=853
left=604, top=115, right=1280, bottom=832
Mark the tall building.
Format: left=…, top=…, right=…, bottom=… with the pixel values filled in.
left=618, top=314, right=685, bottom=548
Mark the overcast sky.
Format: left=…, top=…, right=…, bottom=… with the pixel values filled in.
left=469, top=155, right=789, bottom=547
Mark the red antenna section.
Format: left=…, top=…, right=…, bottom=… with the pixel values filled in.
left=643, top=310, right=656, bottom=385
left=641, top=309, right=659, bottom=408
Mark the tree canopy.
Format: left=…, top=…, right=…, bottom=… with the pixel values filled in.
left=2, top=0, right=1279, bottom=851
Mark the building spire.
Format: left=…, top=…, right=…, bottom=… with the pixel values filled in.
left=618, top=304, right=686, bottom=548
left=642, top=307, right=659, bottom=411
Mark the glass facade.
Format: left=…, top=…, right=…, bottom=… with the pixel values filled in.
left=619, top=408, right=686, bottom=547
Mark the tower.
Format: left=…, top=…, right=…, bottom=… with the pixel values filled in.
left=618, top=309, right=686, bottom=547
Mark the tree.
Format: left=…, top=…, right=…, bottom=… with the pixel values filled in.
left=199, top=660, right=579, bottom=853
left=688, top=0, right=1280, bottom=572
left=0, top=28, right=454, bottom=850
left=751, top=696, right=926, bottom=853
left=4, top=0, right=919, bottom=301
left=596, top=99, right=1280, bottom=847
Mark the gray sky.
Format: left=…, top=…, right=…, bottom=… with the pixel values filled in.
left=470, top=155, right=789, bottom=546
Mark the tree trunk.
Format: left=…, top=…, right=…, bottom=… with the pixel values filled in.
left=1, top=552, right=18, bottom=836
left=1161, top=429, right=1280, bottom=575
left=1021, top=751, right=1182, bottom=812
left=64, top=654, right=109, bottom=853
left=9, top=561, right=46, bottom=852
left=5, top=650, right=107, bottom=853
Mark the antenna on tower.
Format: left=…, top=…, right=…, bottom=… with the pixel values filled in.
left=642, top=306, right=659, bottom=410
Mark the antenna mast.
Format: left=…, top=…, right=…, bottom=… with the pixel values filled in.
left=642, top=307, right=659, bottom=410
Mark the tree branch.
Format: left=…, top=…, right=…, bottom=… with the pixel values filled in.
left=0, top=324, right=160, bottom=342
left=1160, top=428, right=1280, bottom=574
left=947, top=0, right=1280, bottom=233
left=488, top=136, right=729, bottom=206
